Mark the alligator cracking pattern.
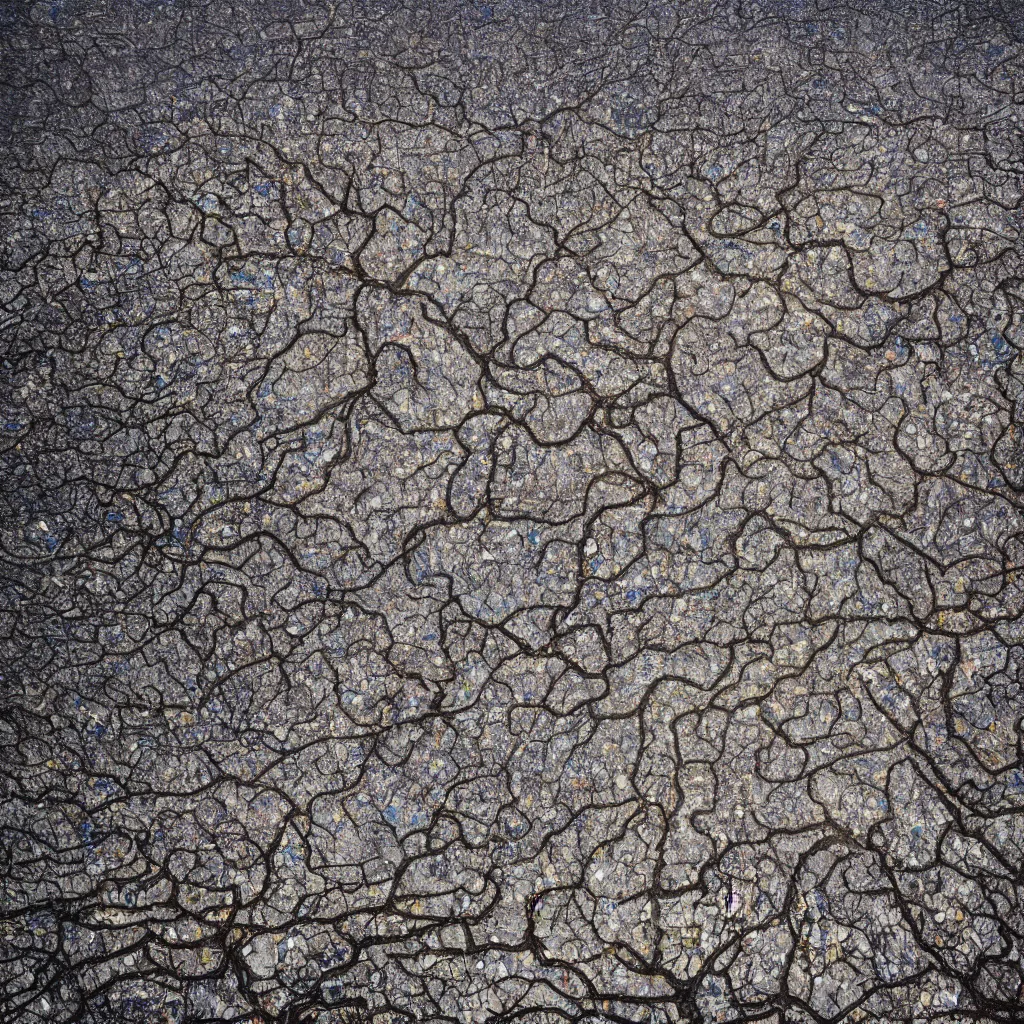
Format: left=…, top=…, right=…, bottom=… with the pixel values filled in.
left=3, top=1, right=1024, bottom=1022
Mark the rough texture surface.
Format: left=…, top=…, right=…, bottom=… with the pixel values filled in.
left=3, top=1, right=1024, bottom=1021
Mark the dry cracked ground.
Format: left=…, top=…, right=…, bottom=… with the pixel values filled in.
left=3, top=1, right=1024, bottom=1022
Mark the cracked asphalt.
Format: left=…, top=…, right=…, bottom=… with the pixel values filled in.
left=3, top=1, right=1024, bottom=1021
